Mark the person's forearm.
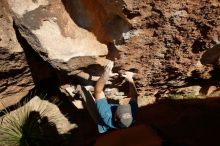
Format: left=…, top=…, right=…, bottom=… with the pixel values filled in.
left=95, top=61, right=115, bottom=100
left=94, top=74, right=109, bottom=99
left=128, top=81, right=138, bottom=101
left=95, top=75, right=108, bottom=93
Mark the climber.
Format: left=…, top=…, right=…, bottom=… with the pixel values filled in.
left=94, top=61, right=138, bottom=133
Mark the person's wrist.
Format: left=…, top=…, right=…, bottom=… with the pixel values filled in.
left=127, top=78, right=134, bottom=83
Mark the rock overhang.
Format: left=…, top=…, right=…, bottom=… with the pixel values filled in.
left=8, top=0, right=113, bottom=73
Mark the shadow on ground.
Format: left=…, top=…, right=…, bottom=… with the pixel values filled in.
left=57, top=95, right=98, bottom=146
left=0, top=78, right=98, bottom=146
left=21, top=111, right=62, bottom=146
left=137, top=97, right=220, bottom=146
left=60, top=95, right=220, bottom=146
left=2, top=78, right=220, bottom=146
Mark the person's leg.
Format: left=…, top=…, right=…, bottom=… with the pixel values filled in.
left=77, top=85, right=99, bottom=123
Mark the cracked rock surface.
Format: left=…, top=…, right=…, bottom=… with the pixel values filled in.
left=1, top=0, right=220, bottom=106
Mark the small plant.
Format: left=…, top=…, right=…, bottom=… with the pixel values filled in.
left=0, top=97, right=64, bottom=146
left=168, top=93, right=196, bottom=100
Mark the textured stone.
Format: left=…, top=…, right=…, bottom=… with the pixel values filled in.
left=5, top=0, right=220, bottom=103
left=8, top=0, right=110, bottom=76
left=0, top=0, right=34, bottom=109
left=115, top=0, right=220, bottom=97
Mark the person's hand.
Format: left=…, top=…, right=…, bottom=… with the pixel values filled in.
left=121, top=71, right=135, bottom=82
left=103, top=61, right=118, bottom=78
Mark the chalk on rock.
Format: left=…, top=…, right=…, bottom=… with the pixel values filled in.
left=65, top=86, right=76, bottom=97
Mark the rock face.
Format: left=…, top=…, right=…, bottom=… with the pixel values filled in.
left=114, top=0, right=220, bottom=97
left=2, top=0, right=220, bottom=107
left=8, top=0, right=116, bottom=75
left=0, top=0, right=34, bottom=109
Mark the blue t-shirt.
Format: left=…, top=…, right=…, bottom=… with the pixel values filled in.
left=96, top=98, right=138, bottom=133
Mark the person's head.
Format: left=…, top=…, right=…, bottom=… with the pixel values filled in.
left=115, top=104, right=133, bottom=128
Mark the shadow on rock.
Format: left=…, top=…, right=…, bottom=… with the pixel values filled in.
left=138, top=97, right=220, bottom=146
left=20, top=111, right=63, bottom=146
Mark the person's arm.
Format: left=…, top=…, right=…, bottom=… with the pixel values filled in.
left=95, top=73, right=108, bottom=100
left=128, top=80, right=138, bottom=102
left=122, top=72, right=138, bottom=102
left=95, top=61, right=118, bottom=100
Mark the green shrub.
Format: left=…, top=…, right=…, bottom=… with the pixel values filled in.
left=0, top=97, right=64, bottom=146
left=168, top=93, right=196, bottom=100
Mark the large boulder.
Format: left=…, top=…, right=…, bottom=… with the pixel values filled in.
left=0, top=0, right=34, bottom=109
left=7, top=0, right=133, bottom=99
left=7, top=0, right=130, bottom=76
